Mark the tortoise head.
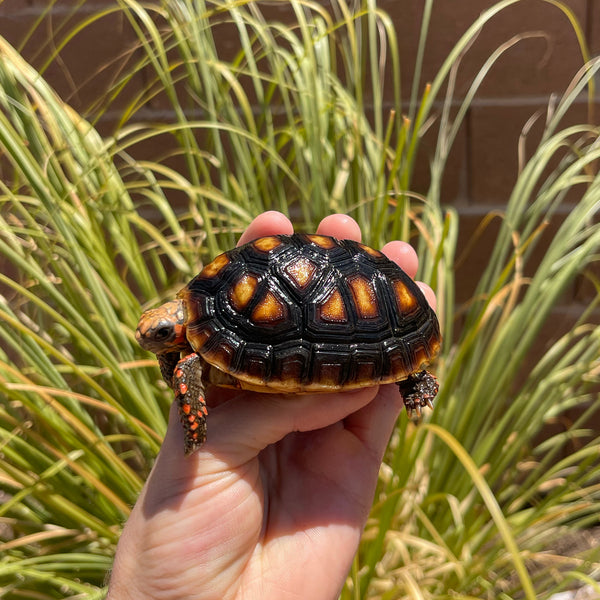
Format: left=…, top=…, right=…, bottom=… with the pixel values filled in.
left=135, top=299, right=187, bottom=355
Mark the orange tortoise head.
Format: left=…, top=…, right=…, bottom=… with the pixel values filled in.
left=135, top=300, right=188, bottom=355
left=136, top=233, right=441, bottom=454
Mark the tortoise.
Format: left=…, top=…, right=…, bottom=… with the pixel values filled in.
left=136, top=233, right=441, bottom=454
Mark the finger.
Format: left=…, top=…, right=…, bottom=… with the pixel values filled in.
left=147, top=386, right=379, bottom=486
left=417, top=281, right=437, bottom=312
left=342, top=384, right=404, bottom=461
left=316, top=214, right=362, bottom=241
left=381, top=241, right=437, bottom=311
left=156, top=402, right=191, bottom=469
left=381, top=240, right=419, bottom=278
left=138, top=402, right=197, bottom=505
left=206, top=386, right=379, bottom=461
left=237, top=211, right=294, bottom=246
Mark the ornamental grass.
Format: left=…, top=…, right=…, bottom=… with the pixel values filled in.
left=0, top=1, right=598, bottom=598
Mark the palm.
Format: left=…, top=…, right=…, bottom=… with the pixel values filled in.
left=249, top=430, right=373, bottom=598
left=208, top=387, right=397, bottom=600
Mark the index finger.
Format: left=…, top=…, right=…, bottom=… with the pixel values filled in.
left=237, top=211, right=293, bottom=246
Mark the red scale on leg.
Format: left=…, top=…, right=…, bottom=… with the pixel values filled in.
left=171, top=352, right=208, bottom=454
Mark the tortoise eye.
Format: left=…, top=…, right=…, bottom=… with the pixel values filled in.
left=153, top=326, right=173, bottom=342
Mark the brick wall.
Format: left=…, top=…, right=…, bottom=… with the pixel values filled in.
left=1, top=0, right=598, bottom=333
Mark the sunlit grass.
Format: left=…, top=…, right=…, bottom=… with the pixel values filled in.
left=0, top=0, right=598, bottom=597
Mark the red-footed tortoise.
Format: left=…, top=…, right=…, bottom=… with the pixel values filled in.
left=136, top=233, right=441, bottom=454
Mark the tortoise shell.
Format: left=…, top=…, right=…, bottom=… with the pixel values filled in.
left=136, top=233, right=441, bottom=453
left=181, top=233, right=440, bottom=391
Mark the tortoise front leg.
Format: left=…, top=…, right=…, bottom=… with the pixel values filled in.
left=158, top=351, right=181, bottom=387
left=169, top=353, right=208, bottom=455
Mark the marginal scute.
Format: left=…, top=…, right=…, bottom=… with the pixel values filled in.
left=428, top=337, right=442, bottom=357
left=285, top=256, right=317, bottom=289
left=187, top=322, right=214, bottom=351
left=229, top=273, right=258, bottom=311
left=358, top=243, right=383, bottom=258
left=314, top=361, right=343, bottom=386
left=251, top=290, right=288, bottom=324
left=354, top=360, right=376, bottom=384
left=318, top=287, right=348, bottom=323
left=203, top=339, right=236, bottom=371
left=347, top=274, right=379, bottom=319
left=386, top=340, right=410, bottom=374
left=413, top=346, right=431, bottom=368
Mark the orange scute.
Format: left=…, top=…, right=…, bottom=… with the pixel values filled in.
left=201, top=253, right=230, bottom=278
left=319, top=288, right=348, bottom=322
left=229, top=273, right=258, bottom=311
left=251, top=290, right=288, bottom=323
left=306, top=234, right=336, bottom=249
left=393, top=280, right=417, bottom=312
left=357, top=243, right=383, bottom=258
left=286, top=257, right=317, bottom=289
left=348, top=275, right=379, bottom=319
left=253, top=236, right=282, bottom=252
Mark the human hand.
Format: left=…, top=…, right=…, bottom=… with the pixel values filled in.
left=107, top=211, right=437, bottom=600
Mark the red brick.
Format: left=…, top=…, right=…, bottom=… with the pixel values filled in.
left=468, top=99, right=596, bottom=204
left=137, top=2, right=317, bottom=113
left=0, top=4, right=144, bottom=114
left=409, top=116, right=469, bottom=205
left=382, top=0, right=587, bottom=100
left=471, top=0, right=587, bottom=98
left=109, top=118, right=206, bottom=213
left=449, top=211, right=579, bottom=377
left=469, top=103, right=534, bottom=204
left=590, top=0, right=600, bottom=55
left=452, top=207, right=598, bottom=304
left=453, top=211, right=503, bottom=304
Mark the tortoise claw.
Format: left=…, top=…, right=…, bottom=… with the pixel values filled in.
left=397, top=370, right=439, bottom=419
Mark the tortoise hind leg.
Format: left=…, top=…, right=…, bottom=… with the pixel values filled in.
left=397, top=370, right=439, bottom=418
left=172, top=353, right=208, bottom=455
